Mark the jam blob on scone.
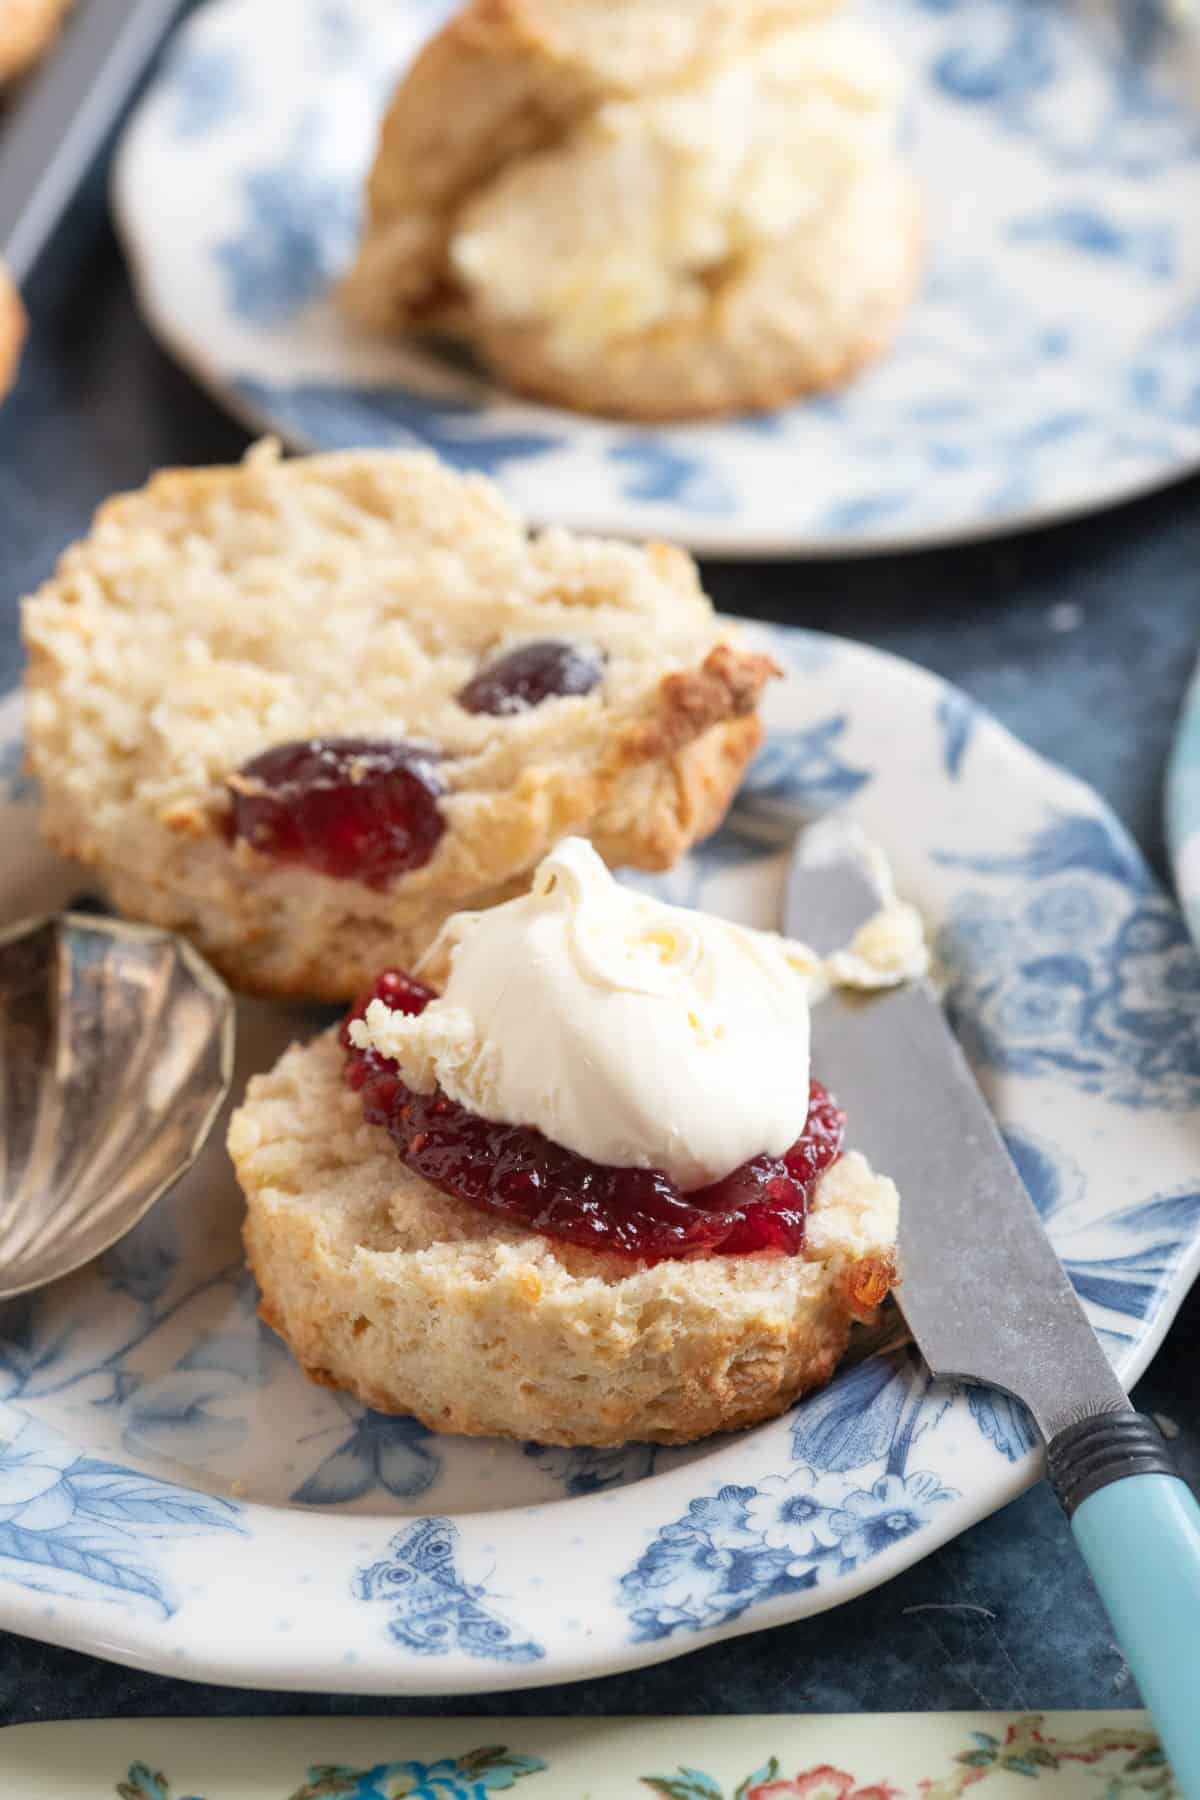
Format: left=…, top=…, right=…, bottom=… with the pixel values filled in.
left=457, top=639, right=605, bottom=715
left=340, top=967, right=845, bottom=1261
left=226, top=738, right=445, bottom=888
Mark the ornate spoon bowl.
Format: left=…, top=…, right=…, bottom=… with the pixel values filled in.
left=0, top=912, right=234, bottom=1299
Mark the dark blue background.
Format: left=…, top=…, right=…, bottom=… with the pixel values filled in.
left=0, top=92, right=1197, bottom=1725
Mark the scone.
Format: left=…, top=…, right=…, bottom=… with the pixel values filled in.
left=230, top=839, right=905, bottom=1448
left=0, top=0, right=72, bottom=81
left=343, top=0, right=920, bottom=420
left=22, top=443, right=775, bottom=999
left=0, top=263, right=25, bottom=401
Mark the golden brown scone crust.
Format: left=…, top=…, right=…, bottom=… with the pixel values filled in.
left=0, top=263, right=25, bottom=400
left=231, top=1029, right=898, bottom=1447
left=22, top=444, right=775, bottom=1000
left=0, top=0, right=71, bottom=81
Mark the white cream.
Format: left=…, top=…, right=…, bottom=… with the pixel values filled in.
left=449, top=16, right=904, bottom=359
left=354, top=837, right=821, bottom=1190
left=353, top=835, right=928, bottom=1191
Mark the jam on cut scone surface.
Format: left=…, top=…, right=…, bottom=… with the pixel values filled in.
left=341, top=970, right=845, bottom=1263
left=226, top=738, right=445, bottom=887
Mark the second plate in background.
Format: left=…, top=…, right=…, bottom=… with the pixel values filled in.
left=113, top=0, right=1200, bottom=557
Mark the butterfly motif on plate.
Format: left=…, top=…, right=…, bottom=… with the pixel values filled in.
left=354, top=1517, right=544, bottom=1664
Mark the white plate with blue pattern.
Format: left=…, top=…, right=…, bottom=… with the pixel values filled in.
left=2, top=625, right=1199, bottom=1692
left=110, top=0, right=1200, bottom=558
left=1167, top=653, right=1200, bottom=952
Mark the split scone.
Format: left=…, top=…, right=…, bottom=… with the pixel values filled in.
left=0, top=263, right=25, bottom=401
left=21, top=443, right=775, bottom=1000
left=0, top=0, right=72, bottom=82
left=343, top=0, right=921, bottom=420
left=230, top=839, right=916, bottom=1447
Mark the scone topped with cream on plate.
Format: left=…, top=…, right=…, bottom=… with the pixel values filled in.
left=344, top=0, right=920, bottom=419
left=230, top=838, right=925, bottom=1447
left=21, top=443, right=775, bottom=999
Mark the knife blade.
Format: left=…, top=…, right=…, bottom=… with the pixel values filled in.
left=786, top=836, right=1200, bottom=1787
left=787, top=845, right=1127, bottom=1443
left=0, top=0, right=182, bottom=284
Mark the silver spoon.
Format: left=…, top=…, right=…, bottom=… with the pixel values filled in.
left=0, top=911, right=234, bottom=1300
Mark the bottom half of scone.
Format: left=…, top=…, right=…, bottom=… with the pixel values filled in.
left=229, top=1029, right=898, bottom=1448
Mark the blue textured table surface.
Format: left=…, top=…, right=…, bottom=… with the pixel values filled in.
left=0, top=141, right=1198, bottom=1726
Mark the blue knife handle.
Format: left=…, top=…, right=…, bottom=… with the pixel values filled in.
left=1048, top=1414, right=1200, bottom=1794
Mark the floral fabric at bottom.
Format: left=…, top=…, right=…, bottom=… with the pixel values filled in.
left=0, top=1714, right=1175, bottom=1800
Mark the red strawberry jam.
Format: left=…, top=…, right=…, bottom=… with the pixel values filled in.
left=458, top=640, right=605, bottom=715
left=226, top=739, right=445, bottom=888
left=340, top=970, right=844, bottom=1263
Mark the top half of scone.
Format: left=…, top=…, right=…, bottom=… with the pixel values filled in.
left=342, top=0, right=919, bottom=419
left=21, top=443, right=776, bottom=999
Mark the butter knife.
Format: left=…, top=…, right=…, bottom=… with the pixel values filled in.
left=0, top=0, right=182, bottom=285
left=789, top=842, right=1200, bottom=1791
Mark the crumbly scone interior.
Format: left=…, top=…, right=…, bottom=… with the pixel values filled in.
left=22, top=445, right=748, bottom=855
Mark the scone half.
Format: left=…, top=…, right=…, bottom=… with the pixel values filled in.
left=230, top=1029, right=897, bottom=1448
left=21, top=443, right=775, bottom=1000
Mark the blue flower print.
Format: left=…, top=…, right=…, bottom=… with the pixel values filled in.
left=741, top=1469, right=837, bottom=1572
left=283, top=1748, right=548, bottom=1799
left=937, top=817, right=1200, bottom=1107
left=1008, top=206, right=1176, bottom=282
left=166, top=42, right=241, bottom=140
left=608, top=441, right=736, bottom=515
left=735, top=717, right=872, bottom=837
left=622, top=1484, right=829, bottom=1643
left=826, top=1470, right=957, bottom=1564
left=215, top=117, right=359, bottom=325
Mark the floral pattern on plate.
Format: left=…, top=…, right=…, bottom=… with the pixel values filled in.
left=110, top=0, right=1200, bottom=555
left=1, top=620, right=1199, bottom=1692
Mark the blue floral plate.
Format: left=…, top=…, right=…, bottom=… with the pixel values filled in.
left=110, top=0, right=1200, bottom=558
left=2, top=625, right=1199, bottom=1693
